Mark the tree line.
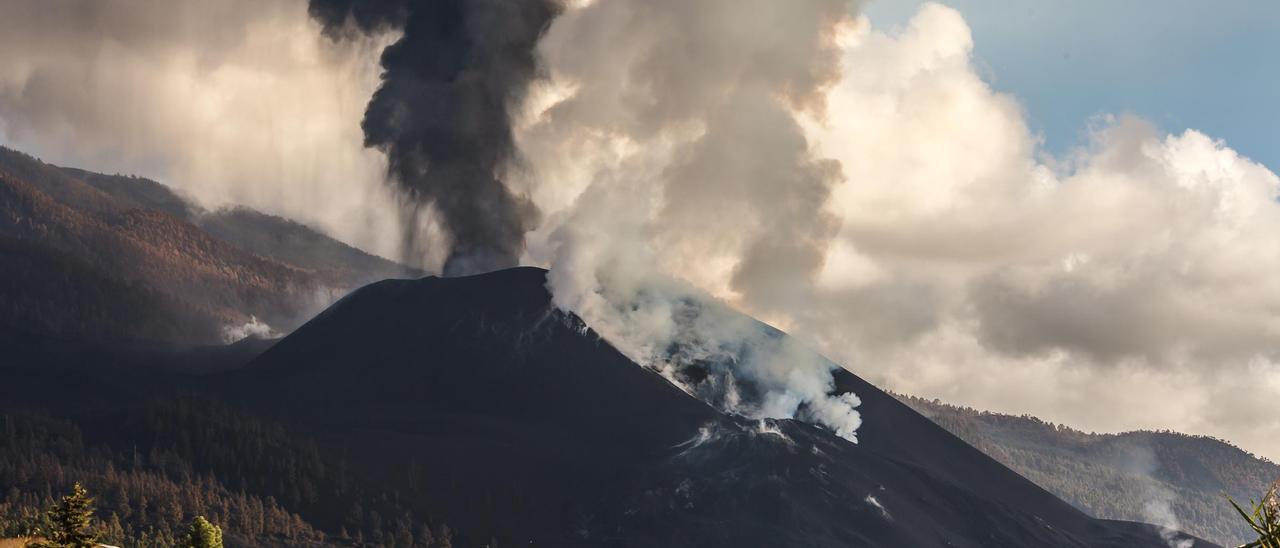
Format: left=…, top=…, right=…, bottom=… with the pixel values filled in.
left=0, top=398, right=458, bottom=547
left=6, top=482, right=222, bottom=548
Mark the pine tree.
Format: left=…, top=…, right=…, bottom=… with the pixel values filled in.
left=35, top=483, right=98, bottom=548
left=180, top=515, right=223, bottom=548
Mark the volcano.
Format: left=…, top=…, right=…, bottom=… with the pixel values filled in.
left=224, top=267, right=1213, bottom=547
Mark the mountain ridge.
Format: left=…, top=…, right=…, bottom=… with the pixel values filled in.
left=0, top=145, right=419, bottom=344
left=226, top=266, right=1214, bottom=547
left=0, top=144, right=1240, bottom=546
left=897, top=393, right=1279, bottom=546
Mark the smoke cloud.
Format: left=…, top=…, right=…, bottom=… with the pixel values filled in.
left=0, top=0, right=406, bottom=262
left=308, top=0, right=560, bottom=275
left=515, top=2, right=1280, bottom=459
left=545, top=194, right=863, bottom=440
left=531, top=0, right=865, bottom=441
left=5, top=1, right=1280, bottom=459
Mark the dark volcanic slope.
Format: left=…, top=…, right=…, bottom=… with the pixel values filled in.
left=235, top=267, right=1214, bottom=548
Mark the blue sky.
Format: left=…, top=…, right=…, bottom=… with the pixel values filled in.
left=865, top=0, right=1279, bottom=171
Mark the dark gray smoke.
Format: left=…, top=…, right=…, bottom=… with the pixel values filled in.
left=309, top=0, right=560, bottom=276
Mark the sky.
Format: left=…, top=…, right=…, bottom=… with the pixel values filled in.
left=866, top=0, right=1280, bottom=171
left=2, top=0, right=1280, bottom=461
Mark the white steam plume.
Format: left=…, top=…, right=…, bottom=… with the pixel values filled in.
left=1116, top=444, right=1194, bottom=548
left=221, top=316, right=277, bottom=344
left=518, top=2, right=1280, bottom=459
left=544, top=175, right=862, bottom=441
left=6, top=1, right=1280, bottom=461
left=531, top=0, right=865, bottom=441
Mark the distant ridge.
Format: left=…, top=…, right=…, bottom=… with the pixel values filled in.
left=0, top=145, right=419, bottom=344
left=229, top=266, right=1215, bottom=547
left=0, top=144, right=1233, bottom=546
left=897, top=394, right=1279, bottom=546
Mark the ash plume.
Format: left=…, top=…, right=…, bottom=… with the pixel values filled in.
left=309, top=0, right=561, bottom=275
left=7, top=0, right=1280, bottom=460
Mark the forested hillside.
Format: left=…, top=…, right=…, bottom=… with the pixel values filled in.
left=0, top=269, right=1211, bottom=548
left=0, top=400, right=457, bottom=547
left=0, top=146, right=416, bottom=345
left=897, top=394, right=1278, bottom=546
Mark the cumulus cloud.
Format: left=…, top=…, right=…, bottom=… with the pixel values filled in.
left=801, top=5, right=1280, bottom=458
left=5, top=1, right=1280, bottom=459
left=521, top=2, right=1280, bottom=458
left=0, top=0, right=412, bottom=263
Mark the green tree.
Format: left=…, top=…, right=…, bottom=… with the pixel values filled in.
left=35, top=483, right=98, bottom=548
left=180, top=515, right=223, bottom=548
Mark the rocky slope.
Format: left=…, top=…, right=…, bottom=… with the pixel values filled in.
left=229, top=267, right=1214, bottom=547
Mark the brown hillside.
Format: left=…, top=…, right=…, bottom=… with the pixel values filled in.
left=0, top=168, right=328, bottom=344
